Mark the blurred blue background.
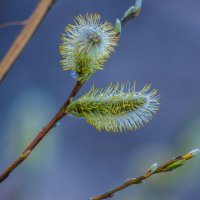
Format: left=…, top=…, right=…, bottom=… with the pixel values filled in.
left=0, top=0, right=200, bottom=199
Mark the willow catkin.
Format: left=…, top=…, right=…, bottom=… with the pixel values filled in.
left=67, top=82, right=160, bottom=132
left=60, top=13, right=119, bottom=80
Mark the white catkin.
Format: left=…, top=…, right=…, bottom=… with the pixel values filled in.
left=67, top=82, right=160, bottom=132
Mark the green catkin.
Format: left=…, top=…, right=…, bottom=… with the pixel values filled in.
left=60, top=13, right=119, bottom=81
left=67, top=82, right=160, bottom=132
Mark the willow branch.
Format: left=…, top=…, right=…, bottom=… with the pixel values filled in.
left=0, top=19, right=28, bottom=29
left=90, top=150, right=199, bottom=200
left=0, top=80, right=84, bottom=183
left=0, top=0, right=56, bottom=82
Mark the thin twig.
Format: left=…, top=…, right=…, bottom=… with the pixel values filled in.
left=90, top=151, right=197, bottom=200
left=0, top=0, right=56, bottom=82
left=0, top=19, right=28, bottom=29
left=0, top=80, right=84, bottom=183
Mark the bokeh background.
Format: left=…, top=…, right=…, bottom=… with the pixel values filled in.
left=0, top=0, right=200, bottom=199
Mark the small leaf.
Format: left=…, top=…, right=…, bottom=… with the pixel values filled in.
left=135, top=0, right=143, bottom=11
left=122, top=6, right=135, bottom=21
left=164, top=160, right=185, bottom=171
left=183, top=149, right=200, bottom=160
left=189, top=149, right=200, bottom=156
left=115, top=18, right=122, bottom=35
left=148, top=163, right=158, bottom=174
left=121, top=0, right=142, bottom=24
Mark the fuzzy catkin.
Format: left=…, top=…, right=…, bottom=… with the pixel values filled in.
left=67, top=82, right=160, bottom=132
left=60, top=13, right=119, bottom=80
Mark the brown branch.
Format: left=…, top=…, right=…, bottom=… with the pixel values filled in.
left=0, top=19, right=28, bottom=29
left=0, top=0, right=56, bottom=82
left=90, top=150, right=198, bottom=200
left=0, top=80, right=84, bottom=183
